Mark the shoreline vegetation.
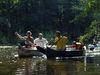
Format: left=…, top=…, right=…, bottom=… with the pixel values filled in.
left=0, top=0, right=99, bottom=45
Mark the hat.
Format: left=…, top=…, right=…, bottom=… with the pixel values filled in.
left=26, top=31, right=32, bottom=35
left=56, top=31, right=61, bottom=34
left=72, top=41, right=76, bottom=44
left=39, top=33, right=43, bottom=36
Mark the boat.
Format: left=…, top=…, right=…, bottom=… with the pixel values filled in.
left=18, top=46, right=44, bottom=57
left=17, top=44, right=85, bottom=58
left=36, top=46, right=85, bottom=58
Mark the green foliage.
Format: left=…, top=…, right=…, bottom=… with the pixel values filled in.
left=79, top=20, right=97, bottom=43
left=0, top=0, right=99, bottom=45
left=71, top=0, right=96, bottom=23
left=70, top=0, right=100, bottom=44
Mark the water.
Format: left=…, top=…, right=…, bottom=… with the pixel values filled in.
left=0, top=48, right=100, bottom=75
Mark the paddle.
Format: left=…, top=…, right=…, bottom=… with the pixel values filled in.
left=47, top=37, right=62, bottom=50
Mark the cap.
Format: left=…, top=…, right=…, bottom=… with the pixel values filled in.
left=39, top=33, right=43, bottom=36
left=56, top=31, right=61, bottom=34
left=26, top=31, right=32, bottom=35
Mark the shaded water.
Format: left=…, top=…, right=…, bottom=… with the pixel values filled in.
left=0, top=48, right=100, bottom=75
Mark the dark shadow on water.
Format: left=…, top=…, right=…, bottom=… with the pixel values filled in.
left=0, top=48, right=100, bottom=75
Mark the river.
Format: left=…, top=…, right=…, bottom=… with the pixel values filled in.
left=0, top=47, right=100, bottom=75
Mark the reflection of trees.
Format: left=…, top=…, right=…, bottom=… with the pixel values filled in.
left=0, top=48, right=23, bottom=75
left=15, top=58, right=47, bottom=75
left=0, top=56, right=46, bottom=75
left=0, top=58, right=23, bottom=75
left=46, top=60, right=84, bottom=75
left=32, top=60, right=47, bottom=75
left=0, top=48, right=47, bottom=75
left=0, top=48, right=100, bottom=75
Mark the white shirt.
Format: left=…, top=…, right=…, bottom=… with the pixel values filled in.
left=34, top=38, right=48, bottom=48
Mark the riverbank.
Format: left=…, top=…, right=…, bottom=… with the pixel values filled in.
left=0, top=46, right=17, bottom=49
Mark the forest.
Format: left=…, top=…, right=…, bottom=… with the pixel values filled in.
left=0, top=0, right=99, bottom=45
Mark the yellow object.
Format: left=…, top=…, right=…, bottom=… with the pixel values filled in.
left=55, top=36, right=67, bottom=51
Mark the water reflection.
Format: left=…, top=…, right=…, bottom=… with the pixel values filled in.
left=0, top=48, right=100, bottom=75
left=0, top=48, right=47, bottom=75
left=15, top=58, right=46, bottom=75
left=46, top=59, right=84, bottom=75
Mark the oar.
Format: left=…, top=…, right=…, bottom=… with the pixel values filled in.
left=48, top=37, right=62, bottom=49
left=47, top=40, right=55, bottom=49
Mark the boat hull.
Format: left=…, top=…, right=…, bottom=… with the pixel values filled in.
left=36, top=46, right=85, bottom=58
left=18, top=47, right=44, bottom=57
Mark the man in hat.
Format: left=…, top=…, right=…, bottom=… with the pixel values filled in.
left=15, top=31, right=34, bottom=48
left=55, top=31, right=68, bottom=51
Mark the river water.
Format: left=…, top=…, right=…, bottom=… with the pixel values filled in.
left=0, top=48, right=100, bottom=75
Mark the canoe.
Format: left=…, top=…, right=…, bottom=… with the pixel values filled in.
left=18, top=46, right=44, bottom=57
left=36, top=46, right=85, bottom=58
left=18, top=45, right=85, bottom=58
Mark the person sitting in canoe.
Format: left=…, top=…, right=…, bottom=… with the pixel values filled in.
left=54, top=31, right=68, bottom=51
left=71, top=41, right=84, bottom=50
left=15, top=31, right=34, bottom=48
left=34, top=33, right=48, bottom=48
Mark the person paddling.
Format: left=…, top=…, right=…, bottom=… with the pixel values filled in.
left=55, top=31, right=68, bottom=51
left=15, top=31, right=34, bottom=48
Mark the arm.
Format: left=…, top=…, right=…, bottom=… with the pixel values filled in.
left=54, top=37, right=58, bottom=44
left=29, top=37, right=34, bottom=45
left=43, top=38, right=48, bottom=48
left=25, top=37, right=34, bottom=44
left=15, top=32, right=25, bottom=40
left=34, top=38, right=37, bottom=45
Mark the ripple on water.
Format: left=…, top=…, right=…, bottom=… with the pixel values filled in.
left=0, top=48, right=100, bottom=75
